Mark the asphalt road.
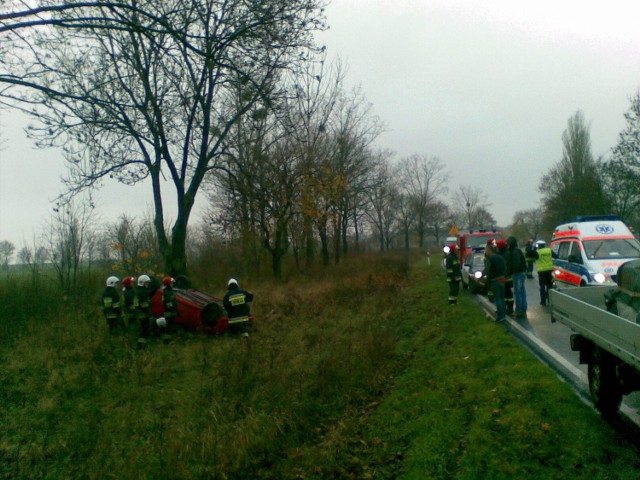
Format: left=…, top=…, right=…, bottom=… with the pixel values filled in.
left=469, top=271, right=640, bottom=426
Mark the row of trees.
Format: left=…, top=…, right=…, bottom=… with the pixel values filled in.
left=0, top=0, right=498, bottom=281
left=512, top=101, right=640, bottom=242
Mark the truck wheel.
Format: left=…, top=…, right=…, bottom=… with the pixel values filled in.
left=588, top=348, right=622, bottom=416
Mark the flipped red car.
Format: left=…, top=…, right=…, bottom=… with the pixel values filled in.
left=149, top=280, right=252, bottom=334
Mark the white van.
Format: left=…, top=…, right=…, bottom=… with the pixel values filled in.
left=550, top=215, right=640, bottom=286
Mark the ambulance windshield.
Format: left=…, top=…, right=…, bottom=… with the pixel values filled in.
left=583, top=238, right=640, bottom=259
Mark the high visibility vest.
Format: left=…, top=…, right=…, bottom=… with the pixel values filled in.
left=535, top=247, right=554, bottom=272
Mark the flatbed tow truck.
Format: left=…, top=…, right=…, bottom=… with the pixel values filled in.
left=550, top=260, right=640, bottom=415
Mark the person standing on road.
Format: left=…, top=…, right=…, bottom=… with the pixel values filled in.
left=483, top=244, right=507, bottom=322
left=507, top=236, right=528, bottom=318
left=531, top=241, right=554, bottom=306
left=525, top=239, right=535, bottom=279
left=445, top=243, right=462, bottom=305
left=496, top=239, right=514, bottom=316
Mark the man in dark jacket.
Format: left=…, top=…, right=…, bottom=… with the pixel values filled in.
left=507, top=236, right=528, bottom=318
left=223, top=278, right=254, bottom=336
left=445, top=243, right=462, bottom=305
left=496, top=239, right=513, bottom=315
left=483, top=244, right=507, bottom=322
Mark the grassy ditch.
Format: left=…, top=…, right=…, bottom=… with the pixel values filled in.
left=1, top=254, right=639, bottom=479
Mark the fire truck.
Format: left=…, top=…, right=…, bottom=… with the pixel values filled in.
left=458, top=229, right=502, bottom=264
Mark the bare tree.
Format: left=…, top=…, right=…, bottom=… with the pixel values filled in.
left=453, top=185, right=493, bottom=230
left=0, top=240, right=15, bottom=270
left=396, top=154, right=449, bottom=248
left=18, top=237, right=47, bottom=288
left=0, top=0, right=327, bottom=277
left=43, top=199, right=95, bottom=291
left=510, top=208, right=544, bottom=242
left=364, top=153, right=398, bottom=251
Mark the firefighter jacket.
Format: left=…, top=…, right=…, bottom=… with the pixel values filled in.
left=163, top=285, right=178, bottom=319
left=445, top=252, right=462, bottom=282
left=102, top=287, right=122, bottom=320
left=223, top=286, right=254, bottom=320
left=136, top=286, right=154, bottom=320
left=122, top=287, right=137, bottom=320
left=532, top=247, right=554, bottom=272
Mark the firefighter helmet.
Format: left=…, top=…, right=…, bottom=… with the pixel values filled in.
left=137, top=274, right=151, bottom=287
left=228, top=278, right=239, bottom=287
left=496, top=239, right=508, bottom=251
left=122, top=276, right=134, bottom=288
left=106, top=276, right=120, bottom=287
left=162, top=276, right=175, bottom=287
left=449, top=243, right=458, bottom=253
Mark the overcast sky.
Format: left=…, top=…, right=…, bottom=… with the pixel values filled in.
left=1, top=0, right=640, bottom=249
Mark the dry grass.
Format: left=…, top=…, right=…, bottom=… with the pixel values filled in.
left=0, top=252, right=417, bottom=479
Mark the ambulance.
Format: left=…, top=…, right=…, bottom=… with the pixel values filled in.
left=550, top=215, right=640, bottom=286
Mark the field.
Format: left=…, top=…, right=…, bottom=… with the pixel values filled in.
left=1, top=253, right=639, bottom=479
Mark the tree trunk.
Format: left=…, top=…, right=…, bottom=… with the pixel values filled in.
left=318, top=216, right=330, bottom=267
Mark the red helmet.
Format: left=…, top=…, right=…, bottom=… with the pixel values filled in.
left=487, top=237, right=496, bottom=247
left=122, top=276, right=134, bottom=288
left=449, top=243, right=458, bottom=253
left=162, top=276, right=175, bottom=287
left=496, top=239, right=508, bottom=251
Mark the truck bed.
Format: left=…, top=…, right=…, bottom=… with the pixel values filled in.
left=550, top=286, right=640, bottom=371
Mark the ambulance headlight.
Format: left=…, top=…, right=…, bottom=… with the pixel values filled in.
left=593, top=273, right=606, bottom=284
left=474, top=271, right=482, bottom=279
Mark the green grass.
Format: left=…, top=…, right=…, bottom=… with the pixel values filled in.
left=1, top=254, right=639, bottom=479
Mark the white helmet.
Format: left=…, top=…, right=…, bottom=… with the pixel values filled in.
left=156, top=317, right=167, bottom=328
left=106, top=276, right=120, bottom=287
left=137, top=274, right=151, bottom=287
left=228, top=278, right=239, bottom=287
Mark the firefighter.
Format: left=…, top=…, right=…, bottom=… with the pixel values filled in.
left=121, top=276, right=137, bottom=328
left=223, top=278, right=254, bottom=336
left=102, top=276, right=123, bottom=333
left=530, top=241, right=554, bottom=306
left=161, top=276, right=178, bottom=343
left=496, top=238, right=514, bottom=316
left=135, top=274, right=154, bottom=348
left=445, top=243, right=462, bottom=305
